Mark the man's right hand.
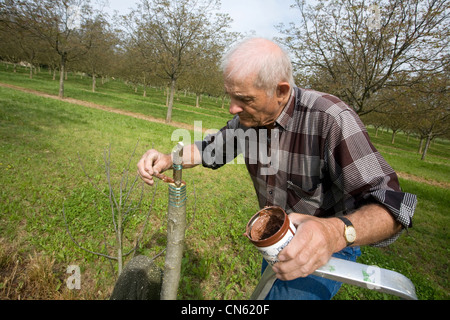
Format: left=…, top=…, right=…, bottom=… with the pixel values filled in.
left=137, top=149, right=172, bottom=186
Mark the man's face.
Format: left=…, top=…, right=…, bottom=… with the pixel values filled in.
left=224, top=74, right=284, bottom=128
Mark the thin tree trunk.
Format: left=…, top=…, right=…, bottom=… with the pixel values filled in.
left=160, top=195, right=186, bottom=300
left=161, top=144, right=186, bottom=300
left=391, top=130, right=397, bottom=144
left=117, top=210, right=123, bottom=275
left=418, top=137, right=424, bottom=154
left=421, top=132, right=433, bottom=161
left=165, top=86, right=169, bottom=106
left=166, top=78, right=176, bottom=123
left=143, top=73, right=147, bottom=97
left=196, top=94, right=200, bottom=107
left=59, top=54, right=66, bottom=98
left=92, top=73, right=96, bottom=92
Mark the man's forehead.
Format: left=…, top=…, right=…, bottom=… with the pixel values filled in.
left=224, top=75, right=257, bottom=95
left=224, top=68, right=258, bottom=85
left=224, top=85, right=255, bottom=98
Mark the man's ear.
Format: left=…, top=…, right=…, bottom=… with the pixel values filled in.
left=276, top=82, right=291, bottom=101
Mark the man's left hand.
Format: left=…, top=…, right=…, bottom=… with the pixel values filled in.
left=272, top=213, right=344, bottom=281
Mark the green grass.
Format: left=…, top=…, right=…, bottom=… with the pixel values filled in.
left=0, top=78, right=259, bottom=299
left=335, top=179, right=449, bottom=300
left=0, top=65, right=449, bottom=300
left=367, top=128, right=450, bottom=185
left=0, top=63, right=233, bottom=131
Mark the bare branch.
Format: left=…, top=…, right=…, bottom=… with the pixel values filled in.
left=62, top=205, right=118, bottom=261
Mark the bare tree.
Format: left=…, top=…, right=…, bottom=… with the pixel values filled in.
left=409, top=72, right=449, bottom=160
left=121, top=0, right=233, bottom=123
left=179, top=40, right=224, bottom=107
left=278, top=0, right=449, bottom=115
left=64, top=141, right=197, bottom=301
left=79, top=16, right=118, bottom=92
left=63, top=142, right=160, bottom=276
left=0, top=20, right=24, bottom=73
left=363, top=69, right=449, bottom=160
left=0, top=26, right=46, bottom=79
left=1, top=0, right=104, bottom=98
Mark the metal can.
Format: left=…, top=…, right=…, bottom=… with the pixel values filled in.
left=244, top=206, right=296, bottom=266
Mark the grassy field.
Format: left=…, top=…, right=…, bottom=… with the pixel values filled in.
left=0, top=64, right=448, bottom=300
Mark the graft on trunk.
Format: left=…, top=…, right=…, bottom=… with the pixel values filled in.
left=160, top=143, right=186, bottom=300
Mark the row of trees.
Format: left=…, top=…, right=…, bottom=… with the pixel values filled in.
left=0, top=0, right=238, bottom=122
left=1, top=0, right=448, bottom=158
left=278, top=0, right=449, bottom=159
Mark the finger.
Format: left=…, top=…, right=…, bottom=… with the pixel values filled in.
left=274, top=221, right=316, bottom=279
left=278, top=221, right=313, bottom=262
left=275, top=238, right=332, bottom=280
left=137, top=152, right=159, bottom=186
left=137, top=157, right=152, bottom=180
left=137, top=167, right=155, bottom=186
left=287, top=213, right=310, bottom=227
left=142, top=151, right=158, bottom=176
left=141, top=175, right=155, bottom=186
left=275, top=249, right=308, bottom=276
left=274, top=243, right=322, bottom=280
left=144, top=150, right=172, bottom=177
left=275, top=257, right=318, bottom=281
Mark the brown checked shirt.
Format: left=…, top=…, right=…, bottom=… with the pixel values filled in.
left=195, top=87, right=417, bottom=246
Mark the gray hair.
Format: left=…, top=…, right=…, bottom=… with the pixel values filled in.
left=221, top=38, right=295, bottom=95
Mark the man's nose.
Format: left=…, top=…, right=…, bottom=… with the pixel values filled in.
left=229, top=101, right=243, bottom=115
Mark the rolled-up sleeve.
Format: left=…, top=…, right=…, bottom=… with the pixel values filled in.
left=327, top=109, right=417, bottom=247
left=367, top=189, right=417, bottom=246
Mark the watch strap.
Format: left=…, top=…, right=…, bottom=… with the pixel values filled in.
left=337, top=216, right=355, bottom=246
left=337, top=216, right=352, bottom=228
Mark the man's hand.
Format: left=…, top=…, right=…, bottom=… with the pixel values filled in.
left=272, top=214, right=345, bottom=281
left=137, top=149, right=172, bottom=186
left=272, top=204, right=402, bottom=281
left=137, top=144, right=201, bottom=186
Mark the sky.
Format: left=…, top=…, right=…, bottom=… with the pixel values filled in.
left=103, top=0, right=301, bottom=40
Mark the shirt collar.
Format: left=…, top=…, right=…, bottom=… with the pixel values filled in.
left=274, top=87, right=296, bottom=130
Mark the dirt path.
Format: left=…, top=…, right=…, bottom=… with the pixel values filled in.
left=1, top=82, right=448, bottom=189
left=0, top=82, right=203, bottom=132
left=396, top=172, right=449, bottom=189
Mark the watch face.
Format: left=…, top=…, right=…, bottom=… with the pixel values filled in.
left=346, top=226, right=357, bottom=243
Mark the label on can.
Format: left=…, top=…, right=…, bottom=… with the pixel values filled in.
left=257, top=220, right=296, bottom=266
left=244, top=206, right=297, bottom=266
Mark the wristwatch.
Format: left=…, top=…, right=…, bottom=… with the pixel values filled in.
left=337, top=216, right=356, bottom=246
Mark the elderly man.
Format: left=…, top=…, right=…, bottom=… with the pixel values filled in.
left=137, top=38, right=416, bottom=300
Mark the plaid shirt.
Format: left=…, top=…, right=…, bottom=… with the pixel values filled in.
left=196, top=87, right=416, bottom=246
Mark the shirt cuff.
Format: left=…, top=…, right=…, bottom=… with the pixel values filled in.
left=367, top=189, right=417, bottom=247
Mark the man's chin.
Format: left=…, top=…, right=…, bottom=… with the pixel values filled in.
left=239, top=118, right=258, bottom=128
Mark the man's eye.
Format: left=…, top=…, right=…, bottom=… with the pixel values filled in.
left=239, top=97, right=253, bottom=103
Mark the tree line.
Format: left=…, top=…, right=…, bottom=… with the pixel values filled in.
left=1, top=0, right=448, bottom=160
left=278, top=0, right=449, bottom=160
left=0, top=0, right=237, bottom=122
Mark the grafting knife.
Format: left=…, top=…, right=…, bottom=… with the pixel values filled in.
left=251, top=257, right=418, bottom=300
